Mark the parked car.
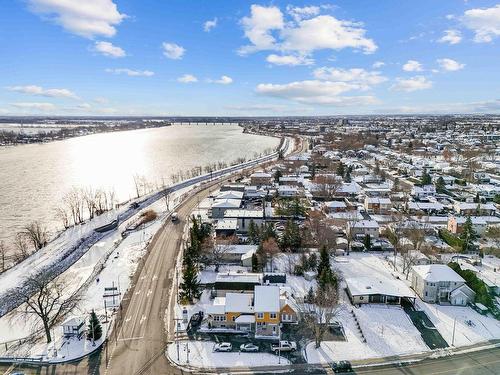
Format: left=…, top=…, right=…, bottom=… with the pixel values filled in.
left=214, top=342, right=232, bottom=352
left=271, top=340, right=297, bottom=353
left=171, top=212, right=179, bottom=222
left=240, top=343, right=259, bottom=352
left=331, top=360, right=352, bottom=373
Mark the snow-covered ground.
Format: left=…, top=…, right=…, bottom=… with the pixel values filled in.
left=306, top=304, right=428, bottom=363
left=416, top=301, right=500, bottom=347
left=166, top=340, right=290, bottom=369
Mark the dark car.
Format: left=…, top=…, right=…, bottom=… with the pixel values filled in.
left=331, top=361, right=353, bottom=373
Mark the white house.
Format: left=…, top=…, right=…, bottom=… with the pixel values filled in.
left=411, top=185, right=436, bottom=198
left=410, top=265, right=475, bottom=306
left=62, top=316, right=85, bottom=338
left=348, top=220, right=380, bottom=239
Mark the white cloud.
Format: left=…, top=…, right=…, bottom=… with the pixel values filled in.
left=6, top=85, right=78, bottom=99
left=177, top=74, right=198, bottom=83
left=437, top=58, right=465, bottom=71
left=462, top=4, right=500, bottom=43
left=94, top=41, right=125, bottom=57
left=391, top=76, right=433, bottom=92
left=281, top=15, right=377, bottom=54
left=438, top=29, right=462, bottom=45
left=204, top=18, right=217, bottom=32
left=11, top=102, right=56, bottom=111
left=266, top=54, right=314, bottom=66
left=239, top=5, right=377, bottom=56
left=372, top=61, right=385, bottom=68
left=239, top=5, right=284, bottom=54
left=105, top=68, right=154, bottom=76
left=162, top=42, right=185, bottom=59
left=402, top=60, right=423, bottom=72
left=212, top=75, right=233, bottom=84
left=313, top=67, right=387, bottom=88
left=27, top=0, right=126, bottom=38
left=286, top=5, right=320, bottom=21
left=256, top=80, right=378, bottom=106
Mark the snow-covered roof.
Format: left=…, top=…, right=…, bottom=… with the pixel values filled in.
left=411, top=265, right=465, bottom=283
left=219, top=244, right=258, bottom=255
left=351, top=220, right=379, bottom=229
left=235, top=315, right=255, bottom=323
left=324, top=201, right=347, bottom=208
left=215, top=272, right=262, bottom=284
left=225, top=293, right=254, bottom=313
left=224, top=209, right=264, bottom=218
left=254, top=285, right=280, bottom=312
left=215, top=190, right=244, bottom=200
left=251, top=172, right=272, bottom=178
left=215, top=218, right=238, bottom=230
left=345, top=276, right=414, bottom=298
left=212, top=199, right=241, bottom=209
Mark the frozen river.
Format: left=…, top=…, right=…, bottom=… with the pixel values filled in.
left=0, top=124, right=279, bottom=247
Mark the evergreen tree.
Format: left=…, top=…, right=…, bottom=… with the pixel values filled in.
left=281, top=220, right=302, bottom=252
left=310, top=163, right=316, bottom=179
left=179, top=255, right=201, bottom=303
left=251, top=252, right=259, bottom=272
left=363, top=234, right=371, bottom=251
left=87, top=310, right=102, bottom=342
left=316, top=245, right=336, bottom=290
left=344, top=166, right=352, bottom=183
left=273, top=169, right=283, bottom=183
left=421, top=172, right=432, bottom=185
left=305, top=286, right=315, bottom=303
left=460, top=216, right=478, bottom=253
left=435, top=176, right=446, bottom=194
left=308, top=252, right=318, bottom=270
left=248, top=220, right=260, bottom=244
left=336, top=162, right=345, bottom=177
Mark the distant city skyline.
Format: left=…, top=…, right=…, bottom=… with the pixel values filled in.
left=0, top=0, right=499, bottom=116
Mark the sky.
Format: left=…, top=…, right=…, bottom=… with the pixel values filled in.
left=0, top=0, right=499, bottom=116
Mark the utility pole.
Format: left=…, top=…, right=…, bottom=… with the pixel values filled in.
left=173, top=317, right=183, bottom=361
left=452, top=317, right=457, bottom=346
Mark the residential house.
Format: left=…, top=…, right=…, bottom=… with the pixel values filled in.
left=214, top=272, right=262, bottom=297
left=364, top=197, right=392, bottom=214
left=61, top=316, right=85, bottom=338
left=211, top=199, right=242, bottom=219
left=454, top=202, right=496, bottom=216
left=250, top=172, right=273, bottom=186
left=447, top=216, right=488, bottom=235
left=410, top=265, right=475, bottom=305
left=224, top=209, right=264, bottom=233
left=348, top=220, right=380, bottom=239
left=411, top=185, right=436, bottom=199
left=254, top=285, right=281, bottom=338
left=345, top=276, right=415, bottom=305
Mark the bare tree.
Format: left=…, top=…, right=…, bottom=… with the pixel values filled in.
left=14, top=232, right=30, bottom=261
left=14, top=273, right=81, bottom=343
left=313, top=175, right=341, bottom=200
left=299, top=284, right=341, bottom=348
left=262, top=237, right=280, bottom=272
left=0, top=241, right=6, bottom=272
left=22, top=221, right=49, bottom=251
left=54, top=206, right=70, bottom=229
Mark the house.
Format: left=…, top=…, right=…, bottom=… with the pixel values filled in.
left=224, top=209, right=264, bottom=233
left=61, top=316, right=85, bottom=338
left=207, top=293, right=255, bottom=331
left=254, top=285, right=281, bottom=338
left=214, top=272, right=262, bottom=297
left=214, top=218, right=238, bottom=237
left=410, top=265, right=475, bottom=305
left=454, top=202, right=496, bottom=216
left=250, top=172, right=273, bottom=186
left=407, top=201, right=444, bottom=215
left=280, top=290, right=299, bottom=324
left=216, top=244, right=258, bottom=264
left=323, top=200, right=347, bottom=213
left=277, top=185, right=300, bottom=197
left=364, top=197, right=392, bottom=214
left=211, top=199, right=242, bottom=219
left=411, top=185, right=436, bottom=198
left=348, top=220, right=380, bottom=239
left=447, top=216, right=488, bottom=235
left=345, top=276, right=415, bottom=305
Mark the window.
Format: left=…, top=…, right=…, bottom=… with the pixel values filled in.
left=270, top=313, right=277, bottom=319
left=257, top=313, right=264, bottom=319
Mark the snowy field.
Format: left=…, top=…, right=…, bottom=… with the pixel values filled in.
left=306, top=304, right=428, bottom=363
left=417, top=301, right=500, bottom=347
left=166, top=340, right=290, bottom=369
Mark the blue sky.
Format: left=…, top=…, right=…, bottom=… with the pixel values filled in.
left=0, top=0, right=499, bottom=116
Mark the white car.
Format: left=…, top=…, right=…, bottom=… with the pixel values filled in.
left=214, top=342, right=232, bottom=352
left=240, top=343, right=259, bottom=352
